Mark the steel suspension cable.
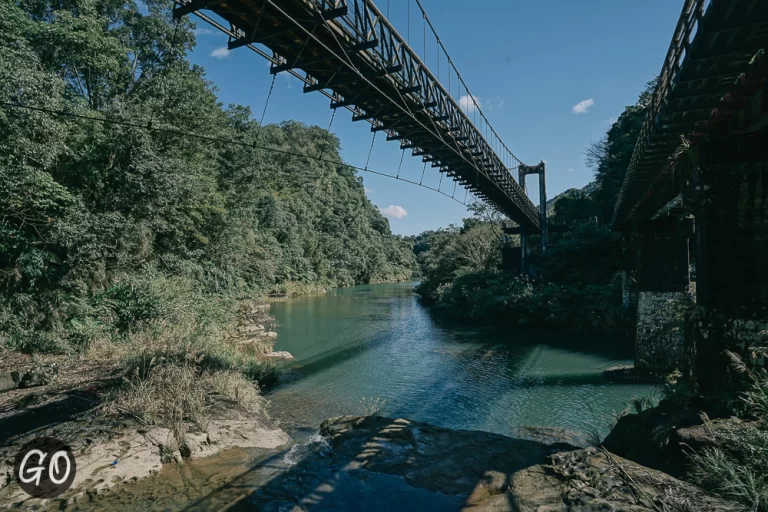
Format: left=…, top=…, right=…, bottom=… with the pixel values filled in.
left=257, top=0, right=530, bottom=215
left=412, top=0, right=523, bottom=166
left=318, top=106, right=336, bottom=161
left=364, top=131, right=376, bottom=171
left=255, top=73, right=277, bottom=140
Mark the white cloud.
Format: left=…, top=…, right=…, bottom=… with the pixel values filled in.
left=484, top=97, right=505, bottom=110
left=379, top=205, right=408, bottom=219
left=210, top=47, right=230, bottom=59
left=572, top=98, right=594, bottom=114
left=364, top=187, right=373, bottom=194
left=193, top=27, right=212, bottom=37
left=459, top=94, right=481, bottom=114
left=567, top=168, right=575, bottom=173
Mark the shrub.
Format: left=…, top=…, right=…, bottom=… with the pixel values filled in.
left=687, top=361, right=768, bottom=510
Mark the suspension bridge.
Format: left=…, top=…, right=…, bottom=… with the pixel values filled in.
left=172, top=0, right=546, bottom=235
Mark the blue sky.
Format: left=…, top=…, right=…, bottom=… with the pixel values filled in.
left=187, top=0, right=681, bottom=235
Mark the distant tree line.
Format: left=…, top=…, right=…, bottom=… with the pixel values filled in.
left=412, top=82, right=656, bottom=335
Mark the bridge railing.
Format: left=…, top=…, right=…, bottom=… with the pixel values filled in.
left=301, top=0, right=541, bottom=229
left=175, top=0, right=542, bottom=230
left=612, top=0, right=707, bottom=226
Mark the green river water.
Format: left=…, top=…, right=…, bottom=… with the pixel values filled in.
left=73, top=282, right=655, bottom=510
left=268, top=282, right=654, bottom=438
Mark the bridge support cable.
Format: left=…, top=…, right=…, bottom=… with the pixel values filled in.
left=172, top=0, right=544, bottom=231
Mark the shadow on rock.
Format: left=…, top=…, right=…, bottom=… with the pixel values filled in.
left=207, top=415, right=579, bottom=511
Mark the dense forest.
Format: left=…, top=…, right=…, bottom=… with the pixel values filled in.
left=0, top=0, right=414, bottom=362
left=413, top=81, right=654, bottom=335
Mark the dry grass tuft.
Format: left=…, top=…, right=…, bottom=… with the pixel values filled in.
left=359, top=396, right=386, bottom=416
left=204, top=370, right=266, bottom=414
left=102, top=364, right=207, bottom=444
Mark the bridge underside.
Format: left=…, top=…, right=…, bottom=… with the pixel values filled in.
left=174, top=0, right=541, bottom=232
left=614, top=0, right=768, bottom=382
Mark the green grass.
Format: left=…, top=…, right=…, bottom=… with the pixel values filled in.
left=686, top=354, right=768, bottom=511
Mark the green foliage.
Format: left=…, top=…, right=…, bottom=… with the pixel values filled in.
left=689, top=446, right=768, bottom=510
left=425, top=270, right=624, bottom=334
left=586, top=80, right=655, bottom=223
left=0, top=0, right=414, bottom=359
left=413, top=211, right=625, bottom=334
left=687, top=383, right=768, bottom=510
left=535, top=224, right=622, bottom=286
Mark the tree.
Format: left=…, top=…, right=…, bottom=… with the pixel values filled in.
left=586, top=79, right=656, bottom=223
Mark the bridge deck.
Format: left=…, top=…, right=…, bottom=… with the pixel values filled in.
left=613, top=0, right=768, bottom=227
left=175, top=0, right=541, bottom=231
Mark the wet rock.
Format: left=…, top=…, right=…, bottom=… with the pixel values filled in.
left=0, top=396, right=290, bottom=509
left=237, top=324, right=265, bottom=335
left=511, top=425, right=591, bottom=448
left=184, top=417, right=290, bottom=460
left=250, top=303, right=270, bottom=314
left=542, top=448, right=745, bottom=511
left=602, top=398, right=709, bottom=476
left=320, top=415, right=580, bottom=497
left=11, top=363, right=59, bottom=388
left=674, top=416, right=750, bottom=451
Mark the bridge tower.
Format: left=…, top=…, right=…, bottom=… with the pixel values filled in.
left=518, top=161, right=548, bottom=258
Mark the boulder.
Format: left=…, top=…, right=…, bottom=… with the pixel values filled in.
left=0, top=373, right=16, bottom=392
left=602, top=398, right=709, bottom=476
left=0, top=396, right=290, bottom=509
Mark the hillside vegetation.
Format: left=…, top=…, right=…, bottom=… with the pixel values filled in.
left=0, top=0, right=413, bottom=369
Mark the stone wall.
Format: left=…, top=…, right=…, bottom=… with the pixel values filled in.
left=636, top=291, right=694, bottom=372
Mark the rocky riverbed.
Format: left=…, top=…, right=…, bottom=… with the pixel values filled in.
left=0, top=393, right=289, bottom=509
left=0, top=409, right=746, bottom=511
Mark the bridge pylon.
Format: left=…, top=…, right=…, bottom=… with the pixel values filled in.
left=518, top=161, right=548, bottom=259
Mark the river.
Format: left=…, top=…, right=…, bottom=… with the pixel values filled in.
left=70, top=282, right=655, bottom=510
left=268, top=282, right=654, bottom=439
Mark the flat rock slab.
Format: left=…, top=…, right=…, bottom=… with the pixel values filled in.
left=251, top=415, right=742, bottom=512
left=0, top=397, right=290, bottom=510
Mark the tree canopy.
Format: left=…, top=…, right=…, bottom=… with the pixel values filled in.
left=0, top=0, right=414, bottom=353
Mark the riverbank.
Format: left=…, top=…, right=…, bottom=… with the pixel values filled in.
left=0, top=392, right=290, bottom=509
left=0, top=298, right=291, bottom=508
left=11, top=414, right=744, bottom=511
left=3, top=282, right=730, bottom=511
